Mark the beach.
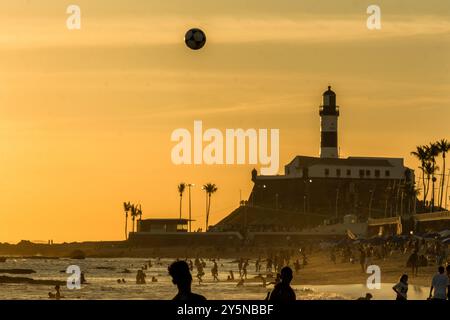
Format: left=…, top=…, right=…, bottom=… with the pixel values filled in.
left=0, top=245, right=443, bottom=300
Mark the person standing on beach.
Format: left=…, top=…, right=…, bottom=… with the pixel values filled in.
left=242, top=260, right=248, bottom=279
left=359, top=247, right=366, bottom=273
left=255, top=258, right=260, bottom=273
left=211, top=260, right=219, bottom=282
left=196, top=262, right=205, bottom=283
left=392, top=274, right=408, bottom=301
left=268, top=266, right=296, bottom=302
left=429, top=266, right=449, bottom=300
left=238, top=258, right=243, bottom=278
left=408, top=250, right=419, bottom=277
left=168, top=260, right=206, bottom=301
left=446, top=265, right=450, bottom=300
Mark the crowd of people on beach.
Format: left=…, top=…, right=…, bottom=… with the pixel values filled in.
left=46, top=237, right=449, bottom=301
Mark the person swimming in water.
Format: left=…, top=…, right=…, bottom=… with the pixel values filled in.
left=48, top=285, right=62, bottom=300
left=357, top=293, right=373, bottom=300
left=256, top=274, right=267, bottom=287
left=136, top=269, right=146, bottom=284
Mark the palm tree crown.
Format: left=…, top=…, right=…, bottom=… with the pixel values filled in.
left=178, top=183, right=186, bottom=219
left=202, top=183, right=218, bottom=232
left=436, top=139, right=450, bottom=208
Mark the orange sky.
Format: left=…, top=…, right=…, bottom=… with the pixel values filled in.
left=0, top=1, right=449, bottom=243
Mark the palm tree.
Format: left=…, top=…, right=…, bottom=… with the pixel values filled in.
left=411, top=145, right=429, bottom=204
left=123, top=201, right=131, bottom=240
left=423, top=161, right=433, bottom=207
left=130, top=204, right=138, bottom=233
left=136, top=204, right=143, bottom=231
left=404, top=184, right=420, bottom=215
left=177, top=183, right=186, bottom=220
left=436, top=139, right=450, bottom=209
left=426, top=143, right=440, bottom=211
left=202, top=183, right=218, bottom=232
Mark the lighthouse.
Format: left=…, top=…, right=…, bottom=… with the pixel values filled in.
left=319, top=86, right=339, bottom=158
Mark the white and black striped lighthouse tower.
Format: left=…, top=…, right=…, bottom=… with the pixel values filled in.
left=319, top=86, right=339, bottom=158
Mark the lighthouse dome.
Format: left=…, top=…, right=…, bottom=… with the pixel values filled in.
left=323, top=86, right=335, bottom=96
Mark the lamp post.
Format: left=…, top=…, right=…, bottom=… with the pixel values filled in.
left=445, top=169, right=450, bottom=210
left=275, top=193, right=279, bottom=210
left=187, top=183, right=195, bottom=232
left=201, top=185, right=208, bottom=232
left=368, top=189, right=373, bottom=219
left=303, top=179, right=312, bottom=213
left=335, top=188, right=339, bottom=219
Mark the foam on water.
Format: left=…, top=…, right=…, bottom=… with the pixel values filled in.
left=0, top=258, right=429, bottom=300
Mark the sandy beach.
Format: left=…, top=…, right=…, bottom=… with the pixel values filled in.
left=292, top=251, right=436, bottom=287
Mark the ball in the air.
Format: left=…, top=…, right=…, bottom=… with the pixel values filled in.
left=185, top=28, right=206, bottom=50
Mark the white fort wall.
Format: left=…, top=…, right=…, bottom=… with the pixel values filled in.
left=282, top=157, right=406, bottom=180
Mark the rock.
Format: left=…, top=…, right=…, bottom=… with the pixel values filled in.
left=24, top=256, right=59, bottom=260
left=0, top=269, right=36, bottom=274
left=0, top=276, right=64, bottom=286
left=69, top=250, right=86, bottom=259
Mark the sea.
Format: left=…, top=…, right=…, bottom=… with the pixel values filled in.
left=0, top=258, right=430, bottom=300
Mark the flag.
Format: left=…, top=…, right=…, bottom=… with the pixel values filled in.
left=346, top=229, right=357, bottom=240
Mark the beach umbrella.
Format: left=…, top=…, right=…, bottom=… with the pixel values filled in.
left=368, top=237, right=385, bottom=245
left=438, top=230, right=450, bottom=238
left=423, top=232, right=441, bottom=239
left=389, top=236, right=405, bottom=243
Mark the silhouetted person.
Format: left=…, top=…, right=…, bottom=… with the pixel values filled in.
left=211, top=261, right=219, bottom=281
left=393, top=274, right=408, bottom=301
left=48, top=285, right=61, bottom=300
left=136, top=270, right=146, bottom=284
left=446, top=265, right=450, bottom=300
left=359, top=247, right=366, bottom=273
left=357, top=293, right=373, bottom=300
left=268, top=266, right=296, bottom=302
left=268, top=273, right=281, bottom=286
left=242, top=260, right=248, bottom=279
left=80, top=272, right=87, bottom=284
left=429, top=266, right=449, bottom=300
left=407, top=250, right=419, bottom=277
left=168, top=260, right=206, bottom=301
left=294, top=259, right=301, bottom=273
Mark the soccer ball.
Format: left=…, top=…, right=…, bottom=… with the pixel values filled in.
left=185, top=28, right=206, bottom=50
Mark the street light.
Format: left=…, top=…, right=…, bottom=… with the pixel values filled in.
left=187, top=183, right=195, bottom=232
left=303, top=179, right=312, bottom=213
left=201, top=185, right=209, bottom=232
